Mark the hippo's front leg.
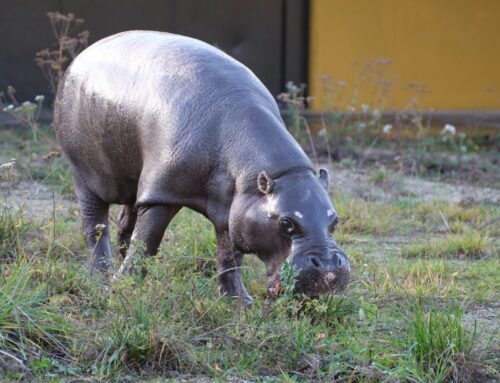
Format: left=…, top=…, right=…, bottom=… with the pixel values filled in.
left=216, top=231, right=253, bottom=305
left=115, top=204, right=180, bottom=278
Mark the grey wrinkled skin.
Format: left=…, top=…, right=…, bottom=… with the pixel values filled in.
left=54, top=31, right=350, bottom=303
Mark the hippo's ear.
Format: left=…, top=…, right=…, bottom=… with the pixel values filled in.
left=258, top=171, right=274, bottom=195
left=319, top=168, right=329, bottom=189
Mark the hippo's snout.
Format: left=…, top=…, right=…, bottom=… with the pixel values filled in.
left=307, top=250, right=348, bottom=272
left=291, top=244, right=351, bottom=297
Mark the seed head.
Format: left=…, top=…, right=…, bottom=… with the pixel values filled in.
left=42, top=151, right=61, bottom=161
left=95, top=224, right=106, bottom=236
left=0, top=158, right=16, bottom=169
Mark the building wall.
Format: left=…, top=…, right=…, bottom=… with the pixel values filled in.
left=0, top=0, right=307, bottom=102
left=309, top=0, right=500, bottom=111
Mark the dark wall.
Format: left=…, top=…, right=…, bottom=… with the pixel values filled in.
left=0, top=0, right=308, bottom=102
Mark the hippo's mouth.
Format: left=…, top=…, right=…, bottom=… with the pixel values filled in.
left=293, top=267, right=350, bottom=297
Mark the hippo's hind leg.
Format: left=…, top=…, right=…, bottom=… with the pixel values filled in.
left=216, top=231, right=253, bottom=305
left=117, top=204, right=137, bottom=258
left=116, top=204, right=180, bottom=277
left=75, top=182, right=113, bottom=277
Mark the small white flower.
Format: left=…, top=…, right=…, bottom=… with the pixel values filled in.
left=382, top=124, right=393, bottom=134
left=458, top=132, right=466, bottom=139
left=35, top=95, right=45, bottom=103
left=22, top=101, right=33, bottom=107
left=318, top=128, right=327, bottom=137
left=441, top=124, right=456, bottom=135
left=372, top=109, right=381, bottom=119
left=0, top=158, right=16, bottom=169
left=361, top=103, right=369, bottom=113
left=2, top=104, right=14, bottom=112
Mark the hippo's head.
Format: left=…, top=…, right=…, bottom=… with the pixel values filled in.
left=232, top=168, right=350, bottom=297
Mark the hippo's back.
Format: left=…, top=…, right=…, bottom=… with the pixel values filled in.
left=54, top=31, right=287, bottom=205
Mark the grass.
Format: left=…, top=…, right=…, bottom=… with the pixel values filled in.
left=0, top=128, right=75, bottom=196
left=404, top=302, right=476, bottom=382
left=333, top=194, right=400, bottom=235
left=0, top=208, right=27, bottom=260
left=0, top=261, right=74, bottom=370
left=0, top=131, right=498, bottom=382
left=401, top=231, right=492, bottom=259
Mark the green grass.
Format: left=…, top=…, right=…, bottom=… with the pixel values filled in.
left=404, top=302, right=476, bottom=382
left=1, top=207, right=494, bottom=381
left=0, top=261, right=74, bottom=367
left=0, top=130, right=498, bottom=382
left=333, top=195, right=400, bottom=235
left=401, top=231, right=492, bottom=259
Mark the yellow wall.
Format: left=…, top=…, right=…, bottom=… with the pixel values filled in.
left=309, top=0, right=500, bottom=111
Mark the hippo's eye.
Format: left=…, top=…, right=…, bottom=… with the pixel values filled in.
left=279, top=217, right=295, bottom=236
left=329, top=217, right=339, bottom=233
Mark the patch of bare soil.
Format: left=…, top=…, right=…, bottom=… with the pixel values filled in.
left=0, top=180, right=76, bottom=218
left=463, top=303, right=500, bottom=381
left=464, top=304, right=500, bottom=342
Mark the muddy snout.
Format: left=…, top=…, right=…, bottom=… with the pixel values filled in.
left=292, top=246, right=351, bottom=297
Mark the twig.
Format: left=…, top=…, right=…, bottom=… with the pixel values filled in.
left=0, top=349, right=27, bottom=369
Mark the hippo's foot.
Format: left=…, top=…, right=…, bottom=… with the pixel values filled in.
left=215, top=232, right=253, bottom=305
left=218, top=279, right=254, bottom=306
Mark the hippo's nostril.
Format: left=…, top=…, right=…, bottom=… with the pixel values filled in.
left=310, top=257, right=321, bottom=268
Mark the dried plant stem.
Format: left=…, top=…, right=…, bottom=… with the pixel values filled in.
left=300, top=116, right=318, bottom=166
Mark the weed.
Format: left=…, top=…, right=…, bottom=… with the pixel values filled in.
left=278, top=259, right=300, bottom=298
left=317, top=59, right=392, bottom=155
left=1, top=90, right=57, bottom=149
left=404, top=301, right=476, bottom=382
left=35, top=12, right=89, bottom=95
left=303, top=295, right=361, bottom=327
left=278, top=82, right=318, bottom=165
left=1, top=159, right=29, bottom=260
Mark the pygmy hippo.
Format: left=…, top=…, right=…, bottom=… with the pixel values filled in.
left=54, top=31, right=350, bottom=303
